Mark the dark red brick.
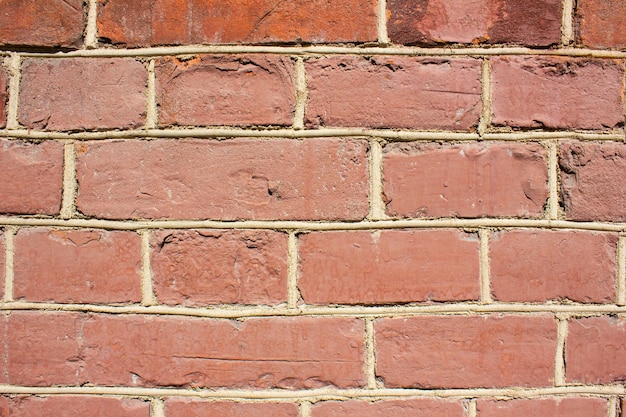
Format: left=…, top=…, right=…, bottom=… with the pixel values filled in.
left=6, top=396, right=150, bottom=417
left=165, top=399, right=298, bottom=417
left=156, top=55, right=295, bottom=127
left=312, top=399, right=464, bottom=417
left=576, top=0, right=626, bottom=49
left=306, top=56, right=481, bottom=130
left=477, top=398, right=608, bottom=417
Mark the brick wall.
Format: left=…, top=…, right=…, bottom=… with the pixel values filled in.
left=1, top=0, right=626, bottom=416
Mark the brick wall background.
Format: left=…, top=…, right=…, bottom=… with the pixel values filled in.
left=1, top=0, right=626, bottom=416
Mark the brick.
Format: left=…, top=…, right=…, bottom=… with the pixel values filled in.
left=0, top=315, right=6, bottom=384
left=566, top=316, right=626, bottom=384
left=0, top=397, right=7, bottom=416
left=81, top=315, right=365, bottom=389
left=492, top=57, right=625, bottom=130
left=375, top=315, right=556, bottom=388
left=576, top=0, right=626, bottom=49
left=150, top=230, right=288, bottom=306
left=387, top=0, right=561, bottom=46
left=0, top=65, right=7, bottom=128
left=5, top=312, right=82, bottom=386
left=157, top=55, right=295, bottom=127
left=0, top=0, right=84, bottom=48
left=75, top=138, right=368, bottom=221
left=490, top=230, right=617, bottom=303
left=383, top=142, right=547, bottom=218
left=13, top=228, right=142, bottom=304
left=311, top=399, right=465, bottom=417
left=19, top=58, right=146, bottom=131
left=476, top=398, right=608, bottom=417
left=6, top=396, right=150, bottom=417
left=299, top=230, right=479, bottom=305
left=97, top=0, right=377, bottom=46
left=560, top=141, right=626, bottom=221
left=305, top=57, right=481, bottom=129
left=0, top=140, right=64, bottom=216
left=165, top=399, right=298, bottom=417
left=0, top=231, right=4, bottom=301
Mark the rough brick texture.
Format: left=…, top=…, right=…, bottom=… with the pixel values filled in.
left=13, top=228, right=142, bottom=304
left=375, top=315, right=556, bottom=388
left=299, top=230, right=479, bottom=305
left=312, top=399, right=465, bottom=417
left=566, top=317, right=626, bottom=384
left=157, top=55, right=295, bottom=127
left=75, top=138, right=368, bottom=220
left=306, top=57, right=481, bottom=129
left=383, top=142, right=548, bottom=218
left=560, top=141, right=626, bottom=221
left=0, top=66, right=7, bottom=128
left=19, top=58, right=147, bottom=131
left=2, top=396, right=150, bottom=417
left=0, top=140, right=64, bottom=216
left=150, top=230, right=288, bottom=306
left=576, top=0, right=626, bottom=49
left=387, top=0, right=562, bottom=46
left=476, top=398, right=608, bottom=417
left=97, top=0, right=377, bottom=46
left=165, top=399, right=298, bottom=417
left=492, top=57, right=625, bottom=129
left=490, top=230, right=617, bottom=303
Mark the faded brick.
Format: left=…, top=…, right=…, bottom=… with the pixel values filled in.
left=6, top=396, right=150, bottom=417
left=165, top=399, right=298, bottom=417
left=477, top=398, right=608, bottom=417
left=311, top=399, right=465, bottom=417
left=305, top=56, right=481, bottom=129
left=576, top=0, right=626, bottom=49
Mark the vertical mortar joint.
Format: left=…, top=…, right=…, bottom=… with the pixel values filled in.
left=5, top=53, right=21, bottom=130
left=617, top=235, right=625, bottom=306
left=3, top=226, right=17, bottom=303
left=479, top=229, right=492, bottom=304
left=61, top=140, right=77, bottom=220
left=478, top=58, right=492, bottom=138
left=377, top=0, right=390, bottom=44
left=84, top=0, right=99, bottom=49
left=140, top=230, right=157, bottom=306
left=365, top=318, right=378, bottom=389
left=146, top=59, right=158, bottom=129
left=293, top=57, right=308, bottom=130
left=150, top=398, right=165, bottom=417
left=547, top=140, right=561, bottom=221
left=554, top=315, right=569, bottom=386
left=561, top=0, right=575, bottom=46
left=287, top=231, right=301, bottom=309
left=368, top=138, right=388, bottom=221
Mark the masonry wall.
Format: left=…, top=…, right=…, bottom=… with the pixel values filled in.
left=1, top=0, right=626, bottom=416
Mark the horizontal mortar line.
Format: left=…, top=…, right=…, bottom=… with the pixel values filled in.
left=4, top=45, right=626, bottom=59
left=1, top=218, right=626, bottom=232
left=2, top=302, right=626, bottom=318
left=0, top=385, right=623, bottom=400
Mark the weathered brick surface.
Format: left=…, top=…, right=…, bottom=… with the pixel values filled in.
left=311, top=399, right=465, bottom=417
left=375, top=315, right=556, bottom=388
left=13, top=228, right=142, bottom=304
left=476, top=398, right=608, bottom=417
left=75, top=139, right=368, bottom=221
left=560, top=141, right=626, bottom=221
left=0, top=0, right=84, bottom=48
left=97, top=0, right=377, bottom=46
left=566, top=317, right=626, bottom=384
left=4, top=396, right=150, bottom=417
left=19, top=58, right=147, bottom=131
left=490, top=230, right=617, bottom=303
left=305, top=57, right=481, bottom=129
left=157, top=55, right=295, bottom=127
left=492, top=57, right=625, bottom=129
left=299, top=230, right=479, bottom=305
left=150, top=230, right=288, bottom=306
left=383, top=142, right=548, bottom=218
left=576, top=0, right=626, bottom=49
left=387, top=0, right=561, bottom=46
left=165, top=399, right=298, bottom=417
left=0, top=140, right=64, bottom=216
left=0, top=65, right=7, bottom=128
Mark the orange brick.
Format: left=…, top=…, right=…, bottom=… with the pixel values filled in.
left=576, top=0, right=626, bottom=49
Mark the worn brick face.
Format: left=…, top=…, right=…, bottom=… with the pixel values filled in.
left=305, top=57, right=481, bottom=129
left=576, top=0, right=626, bottom=49
left=299, top=230, right=479, bottom=305
left=97, top=0, right=377, bottom=46
left=311, top=399, right=465, bottom=417
left=165, top=400, right=298, bottom=417
left=5, top=396, right=150, bottom=417
left=476, top=398, right=608, bottom=417
left=150, top=230, right=288, bottom=306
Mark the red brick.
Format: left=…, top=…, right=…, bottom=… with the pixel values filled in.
left=299, top=230, right=479, bottom=305
left=387, top=0, right=561, bottom=46
left=375, top=315, right=556, bottom=388
left=5, top=312, right=82, bottom=386
left=6, top=396, right=149, bottom=417
left=150, top=230, right=288, bottom=306
left=13, top=228, right=142, bottom=304
left=0, top=140, right=64, bottom=216
left=0, top=0, right=84, bottom=48
left=97, top=0, right=377, bottom=46
left=19, top=58, right=146, bottom=131
left=81, top=315, right=365, bottom=389
left=566, top=316, right=626, bottom=384
left=0, top=397, right=7, bottom=416
left=157, top=55, right=295, bottom=127
left=383, top=142, right=547, bottom=218
left=305, top=57, right=481, bottom=130
left=0, top=231, right=4, bottom=301
left=492, top=57, right=625, bottom=129
left=165, top=399, right=298, bottom=417
left=0, top=65, right=7, bottom=128
left=0, top=315, right=6, bottom=384
left=312, top=399, right=464, bottom=417
left=560, top=141, right=626, bottom=221
left=75, top=139, right=368, bottom=221
left=490, top=230, right=617, bottom=303
left=477, top=398, right=608, bottom=417
left=576, top=0, right=626, bottom=49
